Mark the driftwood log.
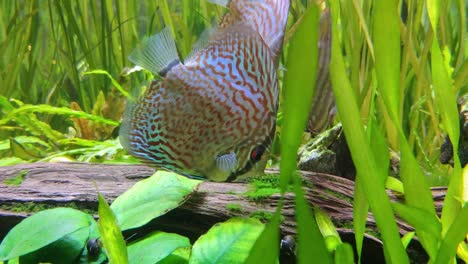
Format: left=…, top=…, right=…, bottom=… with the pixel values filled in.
left=0, top=162, right=446, bottom=262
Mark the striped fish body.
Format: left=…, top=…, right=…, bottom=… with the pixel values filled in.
left=217, top=0, right=290, bottom=65
left=121, top=23, right=278, bottom=182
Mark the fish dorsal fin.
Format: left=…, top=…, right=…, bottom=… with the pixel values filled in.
left=206, top=0, right=230, bottom=7
left=128, top=27, right=180, bottom=77
left=185, top=24, right=218, bottom=63
left=215, top=0, right=290, bottom=65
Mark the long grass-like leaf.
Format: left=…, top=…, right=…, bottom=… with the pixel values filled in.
left=0, top=104, right=119, bottom=126
left=280, top=2, right=320, bottom=190
left=329, top=1, right=409, bottom=262
left=435, top=203, right=468, bottom=263
left=97, top=193, right=128, bottom=264
left=84, top=70, right=130, bottom=98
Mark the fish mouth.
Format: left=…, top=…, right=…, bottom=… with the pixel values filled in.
left=225, top=122, right=277, bottom=182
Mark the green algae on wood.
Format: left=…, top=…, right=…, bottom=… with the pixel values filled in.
left=2, top=170, right=27, bottom=186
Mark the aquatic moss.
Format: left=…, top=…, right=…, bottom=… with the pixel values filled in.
left=0, top=202, right=97, bottom=215
left=3, top=170, right=28, bottom=186
left=249, top=210, right=274, bottom=222
left=226, top=203, right=243, bottom=213
left=244, top=174, right=282, bottom=201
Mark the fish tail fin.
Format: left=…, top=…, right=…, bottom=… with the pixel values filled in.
left=128, top=26, right=180, bottom=77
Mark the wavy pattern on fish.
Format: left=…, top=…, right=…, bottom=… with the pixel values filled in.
left=213, top=0, right=290, bottom=64
left=121, top=22, right=278, bottom=181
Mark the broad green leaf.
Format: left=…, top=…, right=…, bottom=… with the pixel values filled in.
left=158, top=246, right=191, bottom=264
left=0, top=208, right=92, bottom=261
left=244, top=208, right=281, bottom=264
left=97, top=194, right=128, bottom=264
left=280, top=2, right=320, bottom=190
left=294, top=174, right=332, bottom=264
left=392, top=203, right=441, bottom=240
left=329, top=1, right=409, bottom=263
left=127, top=232, right=190, bottom=264
left=190, top=218, right=264, bottom=264
left=111, top=171, right=201, bottom=230
left=79, top=217, right=107, bottom=264
left=435, top=203, right=468, bottom=263
left=20, top=224, right=89, bottom=264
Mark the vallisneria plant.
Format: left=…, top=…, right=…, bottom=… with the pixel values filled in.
left=0, top=0, right=466, bottom=263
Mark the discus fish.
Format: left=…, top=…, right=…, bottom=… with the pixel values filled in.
left=120, top=1, right=289, bottom=182
left=213, top=0, right=290, bottom=65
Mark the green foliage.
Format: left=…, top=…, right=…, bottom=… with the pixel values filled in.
left=191, top=218, right=264, bottom=264
left=127, top=232, right=190, bottom=264
left=2, top=170, right=27, bottom=186
left=110, top=171, right=201, bottom=231
left=97, top=194, right=128, bottom=264
left=226, top=203, right=243, bottom=213
left=0, top=208, right=95, bottom=261
left=0, top=171, right=265, bottom=263
left=0, top=0, right=467, bottom=263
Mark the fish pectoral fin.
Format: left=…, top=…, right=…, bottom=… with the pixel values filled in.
left=215, top=152, right=237, bottom=172
left=129, top=26, right=180, bottom=77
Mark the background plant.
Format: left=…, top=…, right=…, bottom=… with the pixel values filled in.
left=0, top=0, right=467, bottom=263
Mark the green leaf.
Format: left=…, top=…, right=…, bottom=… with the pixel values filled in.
left=0, top=208, right=92, bottom=261
left=314, top=207, right=342, bottom=253
left=430, top=13, right=462, bottom=235
left=0, top=104, right=119, bottom=127
left=111, top=171, right=201, bottom=230
left=373, top=0, right=400, bottom=124
left=244, top=209, right=281, bottom=264
left=386, top=177, right=404, bottom=194
left=190, top=218, right=264, bottom=264
left=334, top=243, right=354, bottom=264
left=329, top=1, right=409, bottom=263
left=20, top=224, right=89, bottom=264
left=392, top=203, right=441, bottom=240
left=401, top=232, right=415, bottom=249
left=292, top=173, right=331, bottom=263
left=158, top=246, right=191, bottom=264
left=353, top=176, right=368, bottom=262
left=0, top=157, right=25, bottom=166
left=280, top=2, right=320, bottom=190
left=84, top=70, right=129, bottom=98
left=97, top=193, right=128, bottom=264
left=435, top=203, right=468, bottom=263
left=78, top=217, right=106, bottom=264
left=127, top=232, right=190, bottom=264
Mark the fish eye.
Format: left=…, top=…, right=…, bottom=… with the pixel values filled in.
left=250, top=146, right=265, bottom=162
